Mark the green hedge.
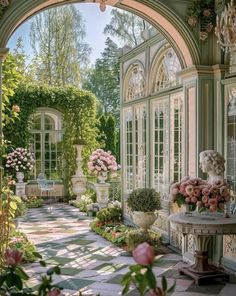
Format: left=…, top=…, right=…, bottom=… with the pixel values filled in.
left=4, top=84, right=98, bottom=196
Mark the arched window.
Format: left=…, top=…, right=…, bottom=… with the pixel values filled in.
left=30, top=108, right=63, bottom=180
left=151, top=48, right=181, bottom=93
left=125, top=65, right=145, bottom=101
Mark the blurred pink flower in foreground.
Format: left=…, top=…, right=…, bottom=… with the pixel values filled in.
left=132, top=242, right=155, bottom=265
left=4, top=249, right=23, bottom=267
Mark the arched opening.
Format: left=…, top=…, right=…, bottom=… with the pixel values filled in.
left=0, top=0, right=200, bottom=67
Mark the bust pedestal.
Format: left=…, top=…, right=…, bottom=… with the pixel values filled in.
left=15, top=182, right=27, bottom=198
left=169, top=212, right=236, bottom=285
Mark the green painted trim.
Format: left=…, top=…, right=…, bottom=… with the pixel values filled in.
left=119, top=34, right=164, bottom=63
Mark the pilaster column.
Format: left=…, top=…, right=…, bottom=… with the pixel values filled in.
left=0, top=48, right=9, bottom=191
left=179, top=65, right=227, bottom=178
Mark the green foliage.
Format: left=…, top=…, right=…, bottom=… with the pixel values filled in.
left=127, top=188, right=161, bottom=212
left=24, top=196, right=43, bottom=208
left=11, top=196, right=27, bottom=218
left=3, top=83, right=97, bottom=195
left=83, top=38, right=120, bottom=120
left=104, top=9, right=152, bottom=47
left=8, top=231, right=38, bottom=263
left=30, top=5, right=91, bottom=85
left=126, top=229, right=161, bottom=251
left=90, top=220, right=133, bottom=247
left=97, top=114, right=118, bottom=159
left=0, top=256, right=63, bottom=295
left=96, top=207, right=122, bottom=223
left=105, top=115, right=116, bottom=156
left=2, top=53, right=23, bottom=129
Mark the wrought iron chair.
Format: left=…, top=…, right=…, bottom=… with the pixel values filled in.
left=37, top=173, right=55, bottom=211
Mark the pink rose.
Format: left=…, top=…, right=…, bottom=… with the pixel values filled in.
left=47, top=288, right=62, bottom=296
left=186, top=185, right=194, bottom=196
left=203, top=9, right=211, bottom=17
left=209, top=198, right=218, bottom=206
left=187, top=16, right=197, bottom=28
left=191, top=196, right=198, bottom=204
left=202, top=187, right=211, bottom=196
left=193, top=187, right=201, bottom=197
left=204, top=202, right=210, bottom=208
left=132, top=242, right=154, bottom=265
left=4, top=249, right=23, bottom=267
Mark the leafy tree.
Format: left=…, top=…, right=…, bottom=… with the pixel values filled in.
left=97, top=114, right=107, bottom=147
left=96, top=114, right=118, bottom=159
left=105, top=115, right=116, bottom=156
left=2, top=53, right=23, bottom=127
left=30, top=5, right=91, bottom=86
left=83, top=38, right=120, bottom=120
left=104, top=9, right=152, bottom=47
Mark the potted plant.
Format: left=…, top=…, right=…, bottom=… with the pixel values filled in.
left=127, top=188, right=161, bottom=230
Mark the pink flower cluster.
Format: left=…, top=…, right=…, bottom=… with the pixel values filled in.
left=88, top=149, right=117, bottom=175
left=171, top=176, right=231, bottom=212
left=6, top=147, right=35, bottom=173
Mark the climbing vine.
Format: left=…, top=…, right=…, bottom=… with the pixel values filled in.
left=3, top=84, right=98, bottom=196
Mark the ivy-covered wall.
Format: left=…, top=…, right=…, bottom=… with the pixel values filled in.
left=4, top=84, right=98, bottom=196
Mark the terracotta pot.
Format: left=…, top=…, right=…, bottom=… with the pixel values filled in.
left=132, top=211, right=157, bottom=230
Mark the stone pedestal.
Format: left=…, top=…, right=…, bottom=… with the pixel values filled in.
left=169, top=212, right=236, bottom=285
left=15, top=182, right=27, bottom=198
left=71, top=144, right=87, bottom=200
left=94, top=183, right=110, bottom=208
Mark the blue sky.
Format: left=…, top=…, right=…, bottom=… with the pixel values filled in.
left=7, top=3, right=117, bottom=65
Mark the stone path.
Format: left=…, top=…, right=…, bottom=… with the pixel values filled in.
left=19, top=203, right=236, bottom=296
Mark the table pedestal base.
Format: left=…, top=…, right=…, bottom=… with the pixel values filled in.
left=179, top=251, right=229, bottom=285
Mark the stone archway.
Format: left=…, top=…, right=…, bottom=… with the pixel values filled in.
left=0, top=0, right=200, bottom=68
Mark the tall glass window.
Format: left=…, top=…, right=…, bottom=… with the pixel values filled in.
left=124, top=108, right=133, bottom=192
left=125, top=65, right=145, bottom=101
left=30, top=109, right=63, bottom=179
left=152, top=99, right=169, bottom=193
left=134, top=105, right=147, bottom=188
left=227, top=89, right=236, bottom=193
left=170, top=95, right=183, bottom=182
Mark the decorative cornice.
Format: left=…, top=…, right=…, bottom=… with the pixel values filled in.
left=178, top=64, right=229, bottom=80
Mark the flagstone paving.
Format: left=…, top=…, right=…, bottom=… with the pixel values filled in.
left=19, top=203, right=236, bottom=296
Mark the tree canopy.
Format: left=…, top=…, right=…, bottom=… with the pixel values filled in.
left=30, top=5, right=91, bottom=86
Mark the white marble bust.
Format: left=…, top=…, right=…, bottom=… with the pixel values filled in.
left=199, top=150, right=225, bottom=184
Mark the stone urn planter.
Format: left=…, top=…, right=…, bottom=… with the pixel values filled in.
left=132, top=211, right=157, bottom=230
left=127, top=188, right=161, bottom=231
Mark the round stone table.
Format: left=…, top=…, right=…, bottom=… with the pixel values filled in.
left=169, top=212, right=236, bottom=285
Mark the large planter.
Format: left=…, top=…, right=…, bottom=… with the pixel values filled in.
left=97, top=172, right=108, bottom=184
left=132, top=211, right=157, bottom=230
